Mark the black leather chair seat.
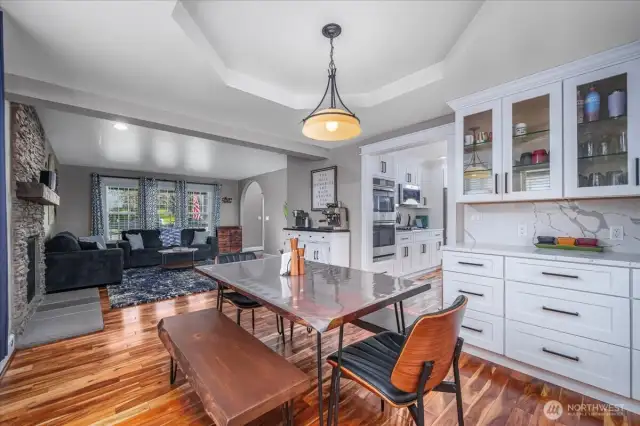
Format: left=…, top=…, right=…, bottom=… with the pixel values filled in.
left=327, top=331, right=418, bottom=406
left=222, top=291, right=262, bottom=309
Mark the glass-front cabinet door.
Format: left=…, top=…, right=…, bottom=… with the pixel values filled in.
left=502, top=82, right=563, bottom=201
left=564, top=59, right=640, bottom=198
left=455, top=99, right=502, bottom=202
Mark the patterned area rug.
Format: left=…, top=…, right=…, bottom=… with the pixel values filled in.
left=107, top=261, right=217, bottom=309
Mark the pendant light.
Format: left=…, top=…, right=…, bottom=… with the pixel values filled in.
left=302, top=23, right=361, bottom=142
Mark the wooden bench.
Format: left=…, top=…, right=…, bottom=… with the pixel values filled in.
left=158, top=308, right=309, bottom=426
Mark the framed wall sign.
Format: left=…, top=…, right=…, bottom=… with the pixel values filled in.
left=311, top=166, right=337, bottom=211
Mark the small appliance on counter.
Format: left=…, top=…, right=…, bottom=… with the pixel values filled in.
left=415, top=215, right=429, bottom=228
left=292, top=210, right=310, bottom=228
left=319, top=202, right=349, bottom=230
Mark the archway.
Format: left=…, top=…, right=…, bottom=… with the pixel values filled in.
left=240, top=181, right=264, bottom=251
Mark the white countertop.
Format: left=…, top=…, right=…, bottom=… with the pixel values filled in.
left=443, top=242, right=640, bottom=268
left=396, top=228, right=444, bottom=234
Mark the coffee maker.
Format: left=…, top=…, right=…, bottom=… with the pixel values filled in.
left=320, top=203, right=349, bottom=230
left=292, top=210, right=310, bottom=228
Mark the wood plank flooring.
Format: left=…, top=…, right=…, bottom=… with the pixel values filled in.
left=0, top=276, right=638, bottom=425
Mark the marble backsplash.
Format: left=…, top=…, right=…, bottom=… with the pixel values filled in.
left=464, top=199, right=640, bottom=253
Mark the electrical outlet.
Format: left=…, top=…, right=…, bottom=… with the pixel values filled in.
left=518, top=223, right=527, bottom=237
left=471, top=213, right=482, bottom=221
left=265, top=216, right=270, bottom=221
left=610, top=225, right=624, bottom=240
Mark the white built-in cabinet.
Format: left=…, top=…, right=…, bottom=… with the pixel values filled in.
left=371, top=154, right=396, bottom=179
left=394, top=230, right=442, bottom=277
left=282, top=230, right=350, bottom=268
left=563, top=59, right=640, bottom=198
left=452, top=46, right=640, bottom=203
left=397, top=162, right=421, bottom=186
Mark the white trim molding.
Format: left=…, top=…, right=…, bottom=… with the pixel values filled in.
left=447, top=40, right=640, bottom=111
left=359, top=123, right=455, bottom=156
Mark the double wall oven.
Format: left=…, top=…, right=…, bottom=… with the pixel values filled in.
left=372, top=177, right=396, bottom=262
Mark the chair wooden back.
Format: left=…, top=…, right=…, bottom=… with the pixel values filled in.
left=390, top=296, right=467, bottom=393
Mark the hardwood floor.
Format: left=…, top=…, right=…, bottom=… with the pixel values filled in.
left=0, top=279, right=637, bottom=425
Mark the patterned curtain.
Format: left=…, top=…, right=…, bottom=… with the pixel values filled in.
left=139, top=177, right=158, bottom=229
left=90, top=173, right=104, bottom=236
left=174, top=180, right=188, bottom=228
left=213, top=184, right=221, bottom=234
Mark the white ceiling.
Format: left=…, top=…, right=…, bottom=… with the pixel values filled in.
left=3, top=1, right=640, bottom=156
left=36, top=108, right=287, bottom=181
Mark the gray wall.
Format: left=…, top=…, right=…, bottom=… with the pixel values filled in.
left=239, top=168, right=287, bottom=255
left=54, top=165, right=240, bottom=237
left=287, top=144, right=362, bottom=269
left=241, top=181, right=263, bottom=249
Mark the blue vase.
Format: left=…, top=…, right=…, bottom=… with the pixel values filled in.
left=584, top=85, right=600, bottom=122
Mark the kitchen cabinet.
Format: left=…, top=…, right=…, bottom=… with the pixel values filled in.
left=398, top=163, right=420, bottom=185
left=452, top=46, right=640, bottom=203
left=455, top=99, right=503, bottom=203
left=372, top=154, right=396, bottom=179
left=304, top=242, right=330, bottom=263
left=564, top=59, right=640, bottom=198
left=396, top=243, right=413, bottom=276
left=502, top=82, right=564, bottom=200
left=412, top=241, right=431, bottom=271
left=282, top=229, right=350, bottom=267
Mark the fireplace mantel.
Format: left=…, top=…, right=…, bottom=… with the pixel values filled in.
left=16, top=182, right=59, bottom=206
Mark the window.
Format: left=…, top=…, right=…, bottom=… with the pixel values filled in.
left=157, top=183, right=176, bottom=228
left=103, top=178, right=140, bottom=241
left=187, top=184, right=214, bottom=231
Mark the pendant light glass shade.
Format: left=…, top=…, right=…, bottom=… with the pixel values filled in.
left=302, top=108, right=361, bottom=141
left=302, top=24, right=360, bottom=142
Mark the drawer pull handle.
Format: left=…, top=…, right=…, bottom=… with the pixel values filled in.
left=542, top=347, right=580, bottom=362
left=458, top=261, right=484, bottom=267
left=461, top=325, right=483, bottom=333
left=542, top=306, right=580, bottom=317
left=458, top=289, right=484, bottom=297
left=542, top=272, right=579, bottom=279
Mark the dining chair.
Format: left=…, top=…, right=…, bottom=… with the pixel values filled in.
left=326, top=295, right=468, bottom=426
left=215, top=252, right=290, bottom=344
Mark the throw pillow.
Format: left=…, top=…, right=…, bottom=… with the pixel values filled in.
left=78, top=241, right=99, bottom=251
left=45, top=233, right=81, bottom=253
left=79, top=235, right=106, bottom=249
left=126, top=233, right=145, bottom=250
left=160, top=228, right=182, bottom=247
left=192, top=230, right=208, bottom=245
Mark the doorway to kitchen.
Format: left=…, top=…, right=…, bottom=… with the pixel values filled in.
left=240, top=181, right=264, bottom=251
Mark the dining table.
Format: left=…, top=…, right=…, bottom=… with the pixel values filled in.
left=196, top=256, right=432, bottom=425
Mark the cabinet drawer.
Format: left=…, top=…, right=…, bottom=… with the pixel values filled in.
left=634, top=269, right=640, bottom=299
left=505, top=281, right=630, bottom=347
left=414, top=231, right=443, bottom=242
left=505, top=320, right=631, bottom=397
left=443, top=251, right=503, bottom=278
left=634, top=350, right=640, bottom=400
left=444, top=271, right=504, bottom=316
left=505, top=257, right=629, bottom=297
left=396, top=233, right=414, bottom=243
left=634, top=300, right=640, bottom=350
left=459, top=310, right=504, bottom=355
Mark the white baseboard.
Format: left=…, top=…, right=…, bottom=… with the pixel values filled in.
left=0, top=333, right=15, bottom=377
left=463, top=343, right=640, bottom=415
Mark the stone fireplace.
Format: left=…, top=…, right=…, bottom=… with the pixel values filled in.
left=11, top=104, right=48, bottom=335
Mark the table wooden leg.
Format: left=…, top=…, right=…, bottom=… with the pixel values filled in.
left=316, top=331, right=323, bottom=426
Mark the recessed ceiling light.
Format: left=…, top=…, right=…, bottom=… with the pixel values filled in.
left=439, top=156, right=447, bottom=159
left=113, top=122, right=128, bottom=131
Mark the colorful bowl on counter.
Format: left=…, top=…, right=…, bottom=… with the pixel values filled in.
left=556, top=237, right=576, bottom=246
left=537, top=236, right=556, bottom=244
left=576, top=238, right=598, bottom=247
